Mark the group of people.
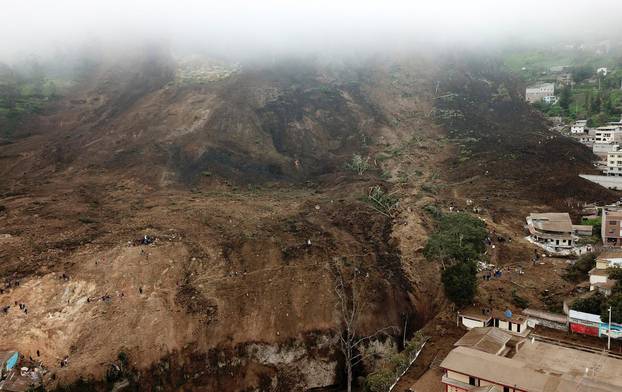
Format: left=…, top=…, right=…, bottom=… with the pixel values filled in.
left=0, top=278, right=20, bottom=294
left=0, top=301, right=29, bottom=315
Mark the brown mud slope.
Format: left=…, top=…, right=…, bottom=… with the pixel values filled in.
left=0, top=55, right=391, bottom=187
left=434, top=55, right=618, bottom=219
left=0, top=50, right=614, bottom=391
left=0, top=52, right=448, bottom=391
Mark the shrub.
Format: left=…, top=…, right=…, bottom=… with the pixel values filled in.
left=367, top=186, right=399, bottom=217
left=364, top=369, right=394, bottom=392
left=347, top=154, right=370, bottom=175
left=423, top=204, right=442, bottom=219
left=363, top=332, right=428, bottom=392
left=571, top=292, right=605, bottom=314
left=511, top=289, right=530, bottom=309
left=602, top=293, right=622, bottom=324
left=564, top=253, right=596, bottom=282
left=442, top=261, right=478, bottom=307
left=607, top=268, right=622, bottom=281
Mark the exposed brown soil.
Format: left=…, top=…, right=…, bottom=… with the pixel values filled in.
left=0, top=50, right=618, bottom=391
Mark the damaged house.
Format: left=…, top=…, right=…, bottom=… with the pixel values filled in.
left=525, top=213, right=592, bottom=255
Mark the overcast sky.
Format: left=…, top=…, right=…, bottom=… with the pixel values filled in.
left=2, top=0, right=622, bottom=61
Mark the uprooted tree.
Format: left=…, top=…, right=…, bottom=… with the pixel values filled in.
left=367, top=185, right=399, bottom=218
left=347, top=153, right=371, bottom=175
left=328, top=258, right=397, bottom=392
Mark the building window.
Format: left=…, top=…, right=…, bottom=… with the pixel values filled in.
left=504, top=387, right=510, bottom=392
left=517, top=323, right=521, bottom=333
left=469, top=376, right=477, bottom=386
left=610, top=221, right=618, bottom=225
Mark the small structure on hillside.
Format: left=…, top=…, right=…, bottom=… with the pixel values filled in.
left=458, top=308, right=529, bottom=336
left=588, top=251, right=622, bottom=295
left=576, top=129, right=596, bottom=146
left=0, top=352, right=18, bottom=378
left=525, top=83, right=555, bottom=103
left=491, top=309, right=529, bottom=336
left=457, top=308, right=492, bottom=330
left=0, top=351, right=44, bottom=392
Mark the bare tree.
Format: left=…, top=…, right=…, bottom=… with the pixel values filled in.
left=328, top=258, right=396, bottom=392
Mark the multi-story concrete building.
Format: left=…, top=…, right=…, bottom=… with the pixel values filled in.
left=595, top=126, right=622, bottom=143
left=594, top=143, right=620, bottom=158
left=576, top=129, right=596, bottom=146
left=605, top=151, right=622, bottom=176
left=543, top=95, right=557, bottom=104
left=525, top=83, right=555, bottom=103
left=441, top=327, right=622, bottom=392
left=570, top=120, right=587, bottom=134
left=602, top=209, right=622, bottom=246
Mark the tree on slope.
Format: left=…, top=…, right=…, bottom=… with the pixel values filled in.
left=442, top=261, right=478, bottom=307
left=328, top=258, right=396, bottom=392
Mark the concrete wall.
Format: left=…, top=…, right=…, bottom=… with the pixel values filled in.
left=597, top=260, right=610, bottom=269
left=590, top=274, right=608, bottom=285
left=460, top=317, right=486, bottom=330
left=580, top=174, right=622, bottom=190
left=527, top=317, right=568, bottom=331
left=446, top=384, right=467, bottom=392
left=446, top=370, right=470, bottom=384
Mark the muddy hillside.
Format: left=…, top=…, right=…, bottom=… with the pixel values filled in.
left=0, top=50, right=611, bottom=391
left=433, top=55, right=617, bottom=219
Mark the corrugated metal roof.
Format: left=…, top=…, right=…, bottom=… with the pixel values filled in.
left=569, top=309, right=602, bottom=323
left=454, top=327, right=511, bottom=355
left=528, top=213, right=573, bottom=233
left=440, top=347, right=551, bottom=391
left=522, top=308, right=568, bottom=324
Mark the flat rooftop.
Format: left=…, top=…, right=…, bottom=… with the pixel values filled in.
left=528, top=213, right=573, bottom=233
left=514, top=340, right=622, bottom=390
left=442, top=331, right=622, bottom=391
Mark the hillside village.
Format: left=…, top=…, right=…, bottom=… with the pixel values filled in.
left=394, top=44, right=622, bottom=392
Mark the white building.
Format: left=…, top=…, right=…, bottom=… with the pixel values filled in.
left=525, top=212, right=592, bottom=255
left=543, top=95, right=557, bottom=104
left=594, top=126, right=622, bottom=143
left=570, top=120, right=588, bottom=134
left=606, top=151, right=622, bottom=176
left=525, top=83, right=555, bottom=103
left=577, top=129, right=596, bottom=146
left=594, top=143, right=621, bottom=157
left=588, top=252, right=622, bottom=295
left=491, top=310, right=529, bottom=336
left=458, top=308, right=492, bottom=330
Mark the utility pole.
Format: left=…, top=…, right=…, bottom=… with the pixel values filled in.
left=608, top=306, right=612, bottom=351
